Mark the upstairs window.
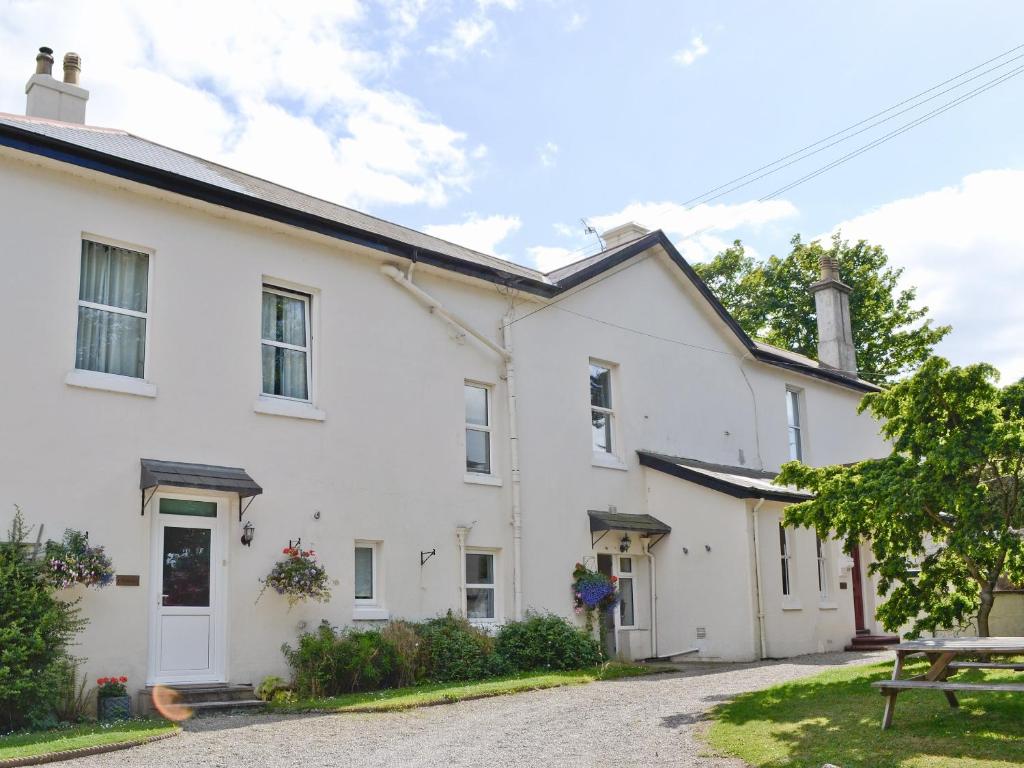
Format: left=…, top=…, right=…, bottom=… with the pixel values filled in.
left=261, top=286, right=311, bottom=401
left=786, top=388, right=803, bottom=461
left=779, top=524, right=793, bottom=596
left=465, top=383, right=492, bottom=474
left=590, top=362, right=615, bottom=454
left=75, top=239, right=149, bottom=379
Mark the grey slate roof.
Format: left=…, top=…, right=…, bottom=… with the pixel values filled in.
left=637, top=451, right=813, bottom=502
left=0, top=113, right=547, bottom=284
left=0, top=113, right=878, bottom=393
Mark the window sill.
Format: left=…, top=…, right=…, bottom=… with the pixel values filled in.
left=781, top=599, right=803, bottom=612
left=352, top=607, right=390, bottom=621
left=464, top=473, right=503, bottom=487
left=818, top=601, right=838, bottom=611
left=592, top=452, right=628, bottom=471
left=253, top=397, right=326, bottom=422
left=65, top=369, right=157, bottom=398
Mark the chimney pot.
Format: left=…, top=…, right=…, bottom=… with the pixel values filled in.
left=62, top=52, right=82, bottom=85
left=35, top=46, right=54, bottom=76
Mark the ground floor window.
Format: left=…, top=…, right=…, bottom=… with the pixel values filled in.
left=465, top=551, right=496, bottom=620
left=780, top=524, right=793, bottom=596
left=354, top=542, right=377, bottom=604
left=617, top=556, right=635, bottom=627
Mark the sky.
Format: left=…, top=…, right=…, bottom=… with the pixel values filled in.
left=2, top=1, right=1023, bottom=380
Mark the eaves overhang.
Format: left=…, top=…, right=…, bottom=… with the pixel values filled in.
left=638, top=450, right=813, bottom=503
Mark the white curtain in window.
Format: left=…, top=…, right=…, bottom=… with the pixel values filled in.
left=75, top=241, right=148, bottom=378
left=261, top=291, right=309, bottom=400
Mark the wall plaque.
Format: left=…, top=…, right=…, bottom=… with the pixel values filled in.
left=115, top=574, right=140, bottom=587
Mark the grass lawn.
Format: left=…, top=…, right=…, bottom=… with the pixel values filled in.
left=706, top=660, right=1024, bottom=768
left=270, top=661, right=662, bottom=713
left=0, top=719, right=178, bottom=762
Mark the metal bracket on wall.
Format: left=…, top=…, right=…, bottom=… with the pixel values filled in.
left=420, top=549, right=436, bottom=566
left=645, top=533, right=667, bottom=550
left=140, top=486, right=159, bottom=516
left=590, top=529, right=609, bottom=548
left=239, top=495, right=256, bottom=522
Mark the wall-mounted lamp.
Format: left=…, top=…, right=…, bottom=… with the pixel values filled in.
left=241, top=521, right=255, bottom=547
left=619, top=533, right=631, bottom=553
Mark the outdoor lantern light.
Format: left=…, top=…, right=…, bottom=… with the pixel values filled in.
left=241, top=521, right=255, bottom=547
left=619, top=533, right=631, bottom=552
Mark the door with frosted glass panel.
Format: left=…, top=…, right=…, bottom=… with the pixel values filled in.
left=150, top=496, right=225, bottom=684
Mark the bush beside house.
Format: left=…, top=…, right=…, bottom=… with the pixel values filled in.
left=280, top=612, right=604, bottom=698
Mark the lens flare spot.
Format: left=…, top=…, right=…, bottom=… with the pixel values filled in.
left=151, top=685, right=193, bottom=722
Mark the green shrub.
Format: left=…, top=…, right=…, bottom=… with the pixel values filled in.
left=281, top=622, right=399, bottom=696
left=495, top=613, right=602, bottom=672
left=381, top=620, right=424, bottom=687
left=416, top=612, right=493, bottom=682
left=0, top=508, right=86, bottom=731
left=255, top=675, right=287, bottom=702
left=53, top=658, right=95, bottom=723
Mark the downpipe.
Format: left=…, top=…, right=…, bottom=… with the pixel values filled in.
left=751, top=498, right=767, bottom=659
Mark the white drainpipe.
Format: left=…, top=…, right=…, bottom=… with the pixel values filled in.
left=456, top=526, right=469, bottom=617
left=646, top=540, right=658, bottom=658
left=751, top=498, right=768, bottom=659
left=501, top=309, right=524, bottom=620
left=381, top=263, right=523, bottom=620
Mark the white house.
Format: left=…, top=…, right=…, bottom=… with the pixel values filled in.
left=0, top=48, right=891, bottom=691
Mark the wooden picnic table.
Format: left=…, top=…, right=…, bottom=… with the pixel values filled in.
left=872, top=637, right=1024, bottom=729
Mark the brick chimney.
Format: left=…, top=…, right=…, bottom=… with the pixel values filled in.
left=600, top=222, right=650, bottom=250
left=25, top=46, right=89, bottom=124
left=810, top=253, right=857, bottom=376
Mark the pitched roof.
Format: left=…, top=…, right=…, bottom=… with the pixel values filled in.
left=0, top=113, right=878, bottom=393
left=637, top=451, right=813, bottom=502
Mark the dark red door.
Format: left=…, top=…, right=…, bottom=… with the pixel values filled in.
left=851, top=546, right=867, bottom=632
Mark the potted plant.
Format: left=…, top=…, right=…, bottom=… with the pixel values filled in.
left=97, top=675, right=131, bottom=720
left=259, top=544, right=331, bottom=607
left=571, top=562, right=620, bottom=640
left=45, top=529, right=114, bottom=589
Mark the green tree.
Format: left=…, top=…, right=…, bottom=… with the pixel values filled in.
left=0, top=507, right=86, bottom=729
left=694, top=233, right=950, bottom=384
left=778, top=358, right=1024, bottom=637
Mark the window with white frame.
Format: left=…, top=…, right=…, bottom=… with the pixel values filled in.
left=75, top=239, right=150, bottom=379
left=786, top=388, right=803, bottom=461
left=464, top=383, right=492, bottom=474
left=261, top=285, right=311, bottom=401
left=590, top=362, right=615, bottom=454
left=617, top=556, right=635, bottom=628
left=816, top=535, right=829, bottom=600
left=779, top=524, right=793, bottom=596
left=354, top=542, right=378, bottom=605
left=465, top=551, right=496, bottom=621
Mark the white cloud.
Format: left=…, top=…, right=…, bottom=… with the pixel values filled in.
left=0, top=1, right=480, bottom=209
left=566, top=12, right=587, bottom=31
left=426, top=0, right=519, bottom=60
left=524, top=198, right=794, bottom=272
left=672, top=35, right=709, bottom=67
left=826, top=169, right=1024, bottom=381
left=424, top=213, right=522, bottom=255
left=539, top=141, right=559, bottom=168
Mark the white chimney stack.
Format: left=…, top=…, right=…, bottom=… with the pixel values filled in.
left=810, top=253, right=857, bottom=376
left=600, top=222, right=650, bottom=250
left=25, top=46, right=89, bottom=124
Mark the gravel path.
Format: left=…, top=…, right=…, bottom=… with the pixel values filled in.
left=74, top=651, right=886, bottom=767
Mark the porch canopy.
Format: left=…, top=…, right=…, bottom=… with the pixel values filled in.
left=140, top=458, right=263, bottom=519
left=588, top=509, right=671, bottom=549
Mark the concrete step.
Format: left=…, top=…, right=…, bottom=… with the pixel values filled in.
left=846, top=634, right=900, bottom=652
left=140, top=683, right=258, bottom=704
left=188, top=699, right=267, bottom=716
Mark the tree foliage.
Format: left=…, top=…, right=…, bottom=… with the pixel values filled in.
left=694, top=233, right=950, bottom=385
left=778, top=358, right=1024, bottom=637
left=0, top=508, right=86, bottom=730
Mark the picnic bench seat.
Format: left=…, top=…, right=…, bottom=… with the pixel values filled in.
left=873, top=679, right=1024, bottom=694
left=947, top=661, right=1024, bottom=671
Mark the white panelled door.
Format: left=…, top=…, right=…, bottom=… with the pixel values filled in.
left=148, top=494, right=228, bottom=685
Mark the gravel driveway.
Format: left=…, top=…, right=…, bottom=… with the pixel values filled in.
left=75, top=651, right=885, bottom=767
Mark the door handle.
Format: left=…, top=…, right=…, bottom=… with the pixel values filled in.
left=160, top=594, right=169, bottom=606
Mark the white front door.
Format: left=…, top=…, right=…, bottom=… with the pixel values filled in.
left=148, top=493, right=228, bottom=685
